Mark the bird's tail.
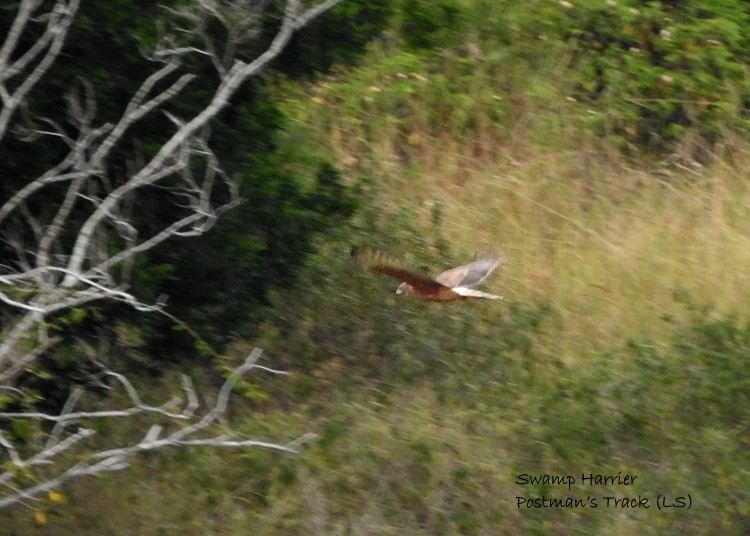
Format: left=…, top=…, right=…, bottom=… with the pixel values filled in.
left=452, top=287, right=503, bottom=300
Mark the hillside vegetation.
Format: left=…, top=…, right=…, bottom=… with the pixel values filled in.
left=4, top=1, right=750, bottom=534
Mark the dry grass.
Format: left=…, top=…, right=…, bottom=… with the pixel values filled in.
left=287, top=32, right=750, bottom=358
left=300, top=69, right=750, bottom=353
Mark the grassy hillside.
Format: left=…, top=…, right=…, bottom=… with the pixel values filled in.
left=5, top=1, right=750, bottom=534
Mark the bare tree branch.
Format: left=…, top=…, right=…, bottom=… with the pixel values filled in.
left=0, top=0, right=343, bottom=511
left=0, top=0, right=343, bottom=381
left=0, top=348, right=307, bottom=511
left=61, top=0, right=341, bottom=285
left=0, top=0, right=81, bottom=138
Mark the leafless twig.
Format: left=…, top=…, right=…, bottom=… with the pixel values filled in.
left=0, top=0, right=342, bottom=381
left=0, top=0, right=342, bottom=511
left=0, top=348, right=308, bottom=510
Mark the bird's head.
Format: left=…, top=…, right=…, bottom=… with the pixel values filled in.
left=396, top=282, right=408, bottom=295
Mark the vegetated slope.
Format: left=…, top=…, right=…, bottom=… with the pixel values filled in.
left=9, top=1, right=750, bottom=534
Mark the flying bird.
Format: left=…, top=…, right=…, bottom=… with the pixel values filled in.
left=351, top=246, right=503, bottom=301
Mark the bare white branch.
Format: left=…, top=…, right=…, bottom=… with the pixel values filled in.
left=0, top=349, right=312, bottom=511
left=0, top=430, right=23, bottom=467
left=0, top=0, right=341, bottom=511
left=61, top=0, right=343, bottom=284
left=0, top=0, right=343, bottom=382
left=0, top=0, right=81, bottom=138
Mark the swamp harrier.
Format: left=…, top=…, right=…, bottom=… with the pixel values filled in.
left=351, top=246, right=503, bottom=301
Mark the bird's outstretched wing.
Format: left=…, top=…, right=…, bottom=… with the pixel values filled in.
left=434, top=256, right=503, bottom=288
left=351, top=246, right=450, bottom=294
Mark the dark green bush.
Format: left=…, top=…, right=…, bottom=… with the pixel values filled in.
left=278, top=0, right=396, bottom=74
left=399, top=0, right=466, bottom=51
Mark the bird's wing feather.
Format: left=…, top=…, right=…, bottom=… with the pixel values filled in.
left=435, top=256, right=503, bottom=288
left=351, top=246, right=449, bottom=293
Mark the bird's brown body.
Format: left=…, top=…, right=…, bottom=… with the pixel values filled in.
left=351, top=246, right=503, bottom=301
left=397, top=282, right=463, bottom=301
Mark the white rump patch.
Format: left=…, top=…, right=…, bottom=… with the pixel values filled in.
left=452, top=287, right=503, bottom=300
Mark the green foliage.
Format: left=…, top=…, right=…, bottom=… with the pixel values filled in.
left=7, top=1, right=750, bottom=533
left=563, top=0, right=750, bottom=156
left=598, top=309, right=750, bottom=526
left=287, top=45, right=514, bottom=169
left=139, top=155, right=357, bottom=354
left=277, top=0, right=396, bottom=75
left=300, top=0, right=750, bottom=160
left=1, top=0, right=365, bottom=376
left=30, top=299, right=750, bottom=534
left=398, top=0, right=466, bottom=51
left=672, top=312, right=750, bottom=427
left=598, top=307, right=750, bottom=449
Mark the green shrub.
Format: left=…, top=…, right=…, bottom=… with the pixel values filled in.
left=564, top=0, right=750, bottom=156
left=590, top=306, right=750, bottom=525
left=399, top=0, right=466, bottom=51
left=278, top=0, right=396, bottom=74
